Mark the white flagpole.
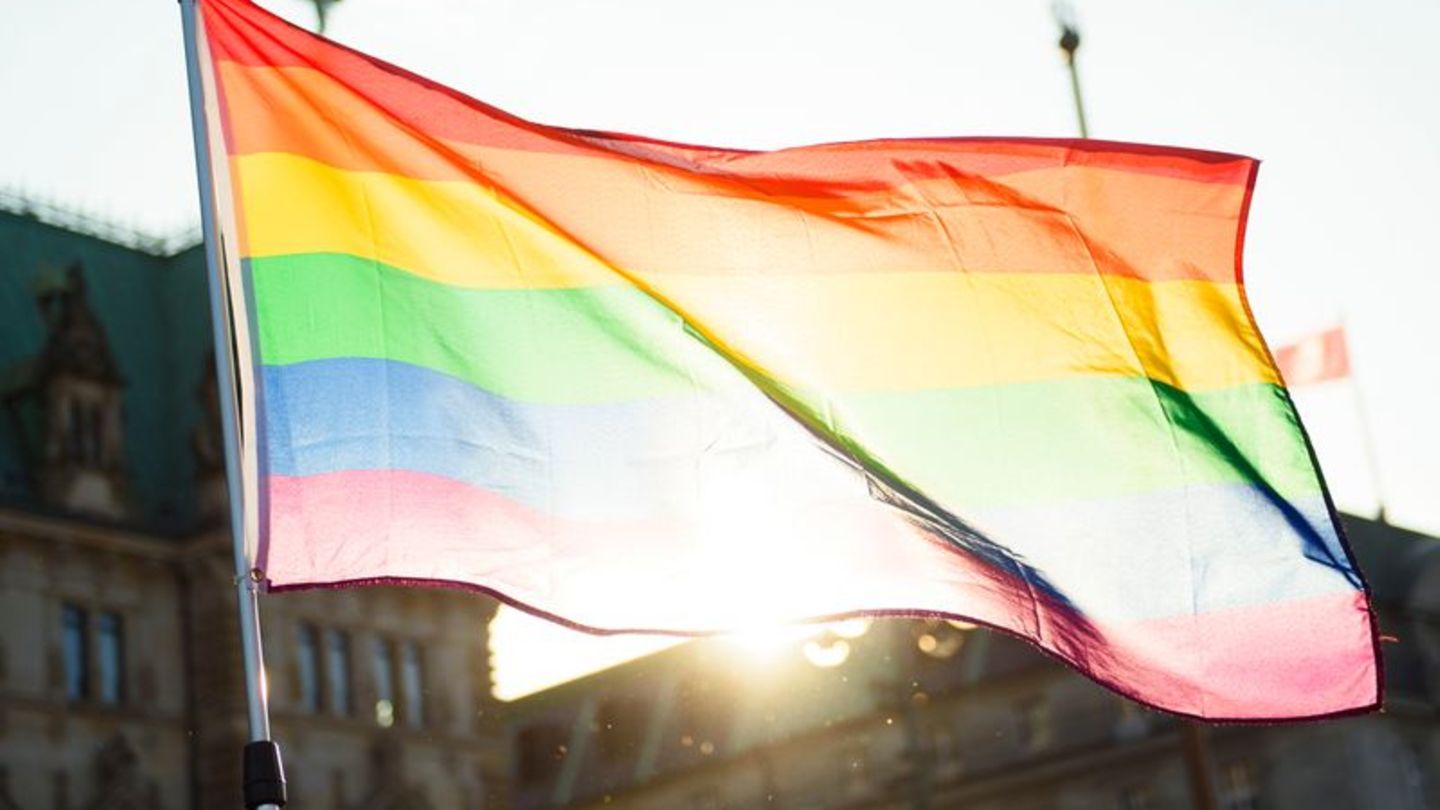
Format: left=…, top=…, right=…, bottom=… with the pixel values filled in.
left=1341, top=319, right=1388, bottom=522
left=177, top=1, right=286, bottom=807
left=1352, top=382, right=1388, bottom=522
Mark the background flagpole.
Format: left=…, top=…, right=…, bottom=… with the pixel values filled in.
left=1053, top=2, right=1091, bottom=138
left=1341, top=318, right=1389, bottom=522
left=178, top=0, right=287, bottom=807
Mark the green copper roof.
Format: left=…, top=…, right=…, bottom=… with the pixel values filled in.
left=0, top=208, right=214, bottom=534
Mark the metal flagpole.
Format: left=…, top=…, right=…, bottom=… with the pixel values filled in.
left=1054, top=2, right=1091, bottom=138
left=1181, top=721, right=1220, bottom=810
left=1339, top=319, right=1388, bottom=522
left=310, top=0, right=343, bottom=34
left=1352, top=376, right=1388, bottom=522
left=178, top=0, right=287, bottom=807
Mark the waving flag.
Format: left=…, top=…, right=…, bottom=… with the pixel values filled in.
left=1274, top=325, right=1351, bottom=387
left=195, top=0, right=1377, bottom=719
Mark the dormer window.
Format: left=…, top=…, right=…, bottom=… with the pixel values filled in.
left=4, top=262, right=129, bottom=519
left=64, top=398, right=106, bottom=466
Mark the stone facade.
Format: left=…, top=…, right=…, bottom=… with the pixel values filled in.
left=0, top=518, right=187, bottom=809
left=5, top=198, right=1439, bottom=810
left=0, top=208, right=508, bottom=809
left=0, top=515, right=507, bottom=809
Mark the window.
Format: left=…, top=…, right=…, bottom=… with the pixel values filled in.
left=400, top=640, right=424, bottom=728
left=323, top=629, right=351, bottom=716
left=1117, top=784, right=1153, bottom=810
left=1017, top=697, right=1053, bottom=752
left=838, top=744, right=869, bottom=794
left=331, top=769, right=347, bottom=810
left=53, top=771, right=69, bottom=810
left=595, top=697, right=646, bottom=763
left=673, top=676, right=722, bottom=760
left=96, top=611, right=123, bottom=704
left=1114, top=697, right=1150, bottom=740
left=296, top=624, right=320, bottom=713
left=83, top=405, right=102, bottom=464
left=928, top=725, right=955, bottom=762
left=65, top=401, right=84, bottom=463
left=516, top=724, right=568, bottom=787
left=688, top=788, right=720, bottom=810
left=371, top=638, right=395, bottom=727
left=63, top=401, right=103, bottom=465
left=61, top=604, right=88, bottom=701
left=1219, top=759, right=1260, bottom=810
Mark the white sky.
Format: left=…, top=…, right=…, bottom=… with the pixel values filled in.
left=4, top=0, right=1437, bottom=698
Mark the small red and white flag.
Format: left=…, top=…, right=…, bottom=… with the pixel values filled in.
left=1273, top=326, right=1350, bottom=387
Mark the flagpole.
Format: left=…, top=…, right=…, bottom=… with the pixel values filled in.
left=178, top=1, right=287, bottom=807
left=1352, top=381, right=1388, bottom=522
left=1054, top=3, right=1091, bottom=138
left=1341, top=319, right=1388, bottom=522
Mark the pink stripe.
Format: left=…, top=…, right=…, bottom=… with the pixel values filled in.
left=265, top=468, right=1037, bottom=634
left=1061, top=590, right=1377, bottom=718
left=265, top=469, right=1376, bottom=719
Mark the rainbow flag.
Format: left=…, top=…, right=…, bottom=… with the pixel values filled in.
left=197, top=0, right=1377, bottom=719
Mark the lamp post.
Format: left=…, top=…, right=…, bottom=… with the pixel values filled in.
left=1053, top=2, right=1090, bottom=138
left=310, top=0, right=342, bottom=34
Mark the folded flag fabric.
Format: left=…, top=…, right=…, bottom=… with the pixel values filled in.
left=1274, top=325, right=1352, bottom=387
left=196, top=0, right=1378, bottom=719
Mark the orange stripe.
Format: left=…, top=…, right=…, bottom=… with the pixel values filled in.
left=201, top=0, right=1253, bottom=187
left=225, top=88, right=1250, bottom=286
left=213, top=54, right=1251, bottom=181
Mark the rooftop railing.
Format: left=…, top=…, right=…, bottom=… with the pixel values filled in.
left=0, top=188, right=200, bottom=257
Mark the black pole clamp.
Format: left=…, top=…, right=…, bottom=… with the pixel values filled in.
left=242, top=740, right=288, bottom=808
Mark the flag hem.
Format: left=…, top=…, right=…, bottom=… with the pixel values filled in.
left=266, top=573, right=1380, bottom=725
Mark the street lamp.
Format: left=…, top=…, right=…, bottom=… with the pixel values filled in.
left=310, top=0, right=343, bottom=34
left=1053, top=2, right=1090, bottom=138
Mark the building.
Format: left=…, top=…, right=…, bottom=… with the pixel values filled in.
left=4, top=195, right=1438, bottom=810
left=504, top=515, right=1440, bottom=810
left=0, top=201, right=506, bottom=809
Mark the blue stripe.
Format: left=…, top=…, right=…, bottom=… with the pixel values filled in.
left=262, top=357, right=1358, bottom=622
left=263, top=356, right=772, bottom=522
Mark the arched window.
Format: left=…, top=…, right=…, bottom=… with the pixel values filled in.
left=65, top=400, right=84, bottom=463
left=84, top=403, right=102, bottom=465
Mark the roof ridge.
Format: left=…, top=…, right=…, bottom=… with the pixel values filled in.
left=0, top=187, right=199, bottom=257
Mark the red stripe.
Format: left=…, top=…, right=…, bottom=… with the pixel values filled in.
left=201, top=0, right=1253, bottom=189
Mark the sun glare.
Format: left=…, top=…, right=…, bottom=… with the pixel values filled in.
left=489, top=608, right=683, bottom=702
left=489, top=428, right=887, bottom=700
left=802, top=637, right=851, bottom=668
left=491, top=611, right=878, bottom=701
left=718, top=622, right=821, bottom=661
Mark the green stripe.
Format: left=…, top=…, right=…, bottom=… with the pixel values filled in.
left=835, top=379, right=1323, bottom=507
left=251, top=251, right=1322, bottom=504
left=251, top=252, right=702, bottom=403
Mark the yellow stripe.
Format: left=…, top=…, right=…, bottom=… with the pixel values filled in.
left=234, top=152, right=1275, bottom=392
left=234, top=152, right=619, bottom=288
left=657, top=273, right=1277, bottom=392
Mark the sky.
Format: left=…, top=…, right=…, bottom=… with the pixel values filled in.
left=3, top=0, right=1438, bottom=698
